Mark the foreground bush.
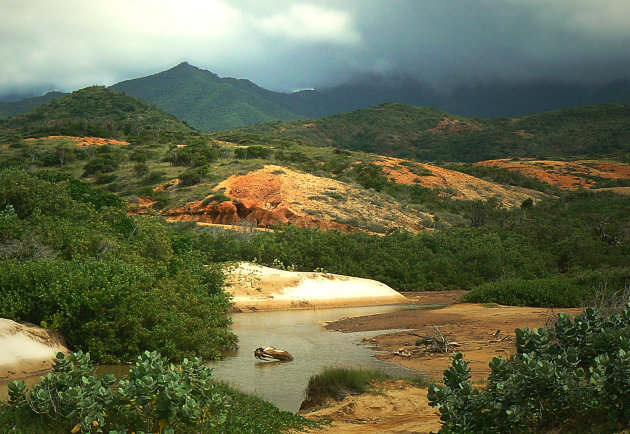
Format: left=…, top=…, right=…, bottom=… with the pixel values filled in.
left=3, top=351, right=227, bottom=433
left=428, top=303, right=630, bottom=432
left=0, top=351, right=322, bottom=434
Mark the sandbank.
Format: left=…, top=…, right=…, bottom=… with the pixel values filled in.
left=224, top=262, right=409, bottom=311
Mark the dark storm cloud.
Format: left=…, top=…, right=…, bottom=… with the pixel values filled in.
left=2, top=1, right=630, bottom=97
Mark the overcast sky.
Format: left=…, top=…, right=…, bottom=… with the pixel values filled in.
left=2, top=0, right=630, bottom=98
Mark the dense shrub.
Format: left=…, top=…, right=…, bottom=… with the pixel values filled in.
left=428, top=303, right=630, bottom=432
left=82, top=155, right=119, bottom=176
left=274, top=149, right=310, bottom=163
left=190, top=225, right=554, bottom=291
left=463, top=267, right=630, bottom=307
left=234, top=145, right=271, bottom=159
left=0, top=258, right=234, bottom=361
left=0, top=168, right=235, bottom=362
left=352, top=162, right=389, bottom=191
left=179, top=166, right=209, bottom=186
left=167, top=142, right=219, bottom=167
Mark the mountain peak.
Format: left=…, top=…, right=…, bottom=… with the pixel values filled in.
left=173, top=61, right=195, bottom=70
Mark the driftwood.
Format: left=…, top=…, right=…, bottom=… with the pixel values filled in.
left=254, top=346, right=294, bottom=361
left=409, top=325, right=458, bottom=353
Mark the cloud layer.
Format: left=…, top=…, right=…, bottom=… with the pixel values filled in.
left=2, top=0, right=630, bottom=97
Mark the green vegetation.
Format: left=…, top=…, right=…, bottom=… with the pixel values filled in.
left=463, top=267, right=630, bottom=307
left=428, top=303, right=630, bottom=432
left=234, top=145, right=272, bottom=159
left=233, top=102, right=630, bottom=161
left=302, top=367, right=390, bottom=409
left=111, top=62, right=303, bottom=131
left=301, top=367, right=429, bottom=411
left=213, top=383, right=322, bottom=433
left=188, top=225, right=555, bottom=290
left=175, top=188, right=629, bottom=300
left=3, top=351, right=226, bottom=433
left=0, top=91, right=65, bottom=120
left=1, top=350, right=320, bottom=433
left=0, top=86, right=193, bottom=144
left=0, top=168, right=235, bottom=362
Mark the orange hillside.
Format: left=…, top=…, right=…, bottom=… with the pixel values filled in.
left=476, top=159, right=630, bottom=190
left=25, top=136, right=129, bottom=147
left=375, top=156, right=546, bottom=207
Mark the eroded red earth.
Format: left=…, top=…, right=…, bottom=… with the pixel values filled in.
left=476, top=158, right=630, bottom=190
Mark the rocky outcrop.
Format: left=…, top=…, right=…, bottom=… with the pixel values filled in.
left=165, top=199, right=354, bottom=231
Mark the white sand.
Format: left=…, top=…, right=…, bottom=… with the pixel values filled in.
left=0, top=319, right=68, bottom=382
left=225, top=262, right=409, bottom=311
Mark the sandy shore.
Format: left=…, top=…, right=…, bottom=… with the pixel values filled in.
left=326, top=295, right=581, bottom=381
left=0, top=319, right=68, bottom=383
left=296, top=291, right=582, bottom=432
left=298, top=380, right=441, bottom=433
left=224, top=262, right=410, bottom=311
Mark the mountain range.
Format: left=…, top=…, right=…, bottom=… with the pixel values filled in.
left=2, top=85, right=629, bottom=163
left=1, top=62, right=630, bottom=131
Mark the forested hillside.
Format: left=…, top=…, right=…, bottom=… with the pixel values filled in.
left=0, top=86, right=193, bottom=144
left=232, top=102, right=630, bottom=161
left=111, top=62, right=303, bottom=130
left=0, top=91, right=65, bottom=120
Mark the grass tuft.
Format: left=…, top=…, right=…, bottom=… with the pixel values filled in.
left=300, top=367, right=390, bottom=410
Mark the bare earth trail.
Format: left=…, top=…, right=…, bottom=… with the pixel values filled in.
left=297, top=291, right=581, bottom=433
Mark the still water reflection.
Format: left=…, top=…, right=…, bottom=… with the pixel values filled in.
left=210, top=305, right=415, bottom=412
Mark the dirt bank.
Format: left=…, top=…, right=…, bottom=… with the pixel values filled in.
left=298, top=380, right=441, bottom=433
left=24, top=136, right=129, bottom=147
left=167, top=164, right=430, bottom=233
left=0, top=319, right=68, bottom=384
left=224, top=262, right=409, bottom=312
left=326, top=293, right=581, bottom=381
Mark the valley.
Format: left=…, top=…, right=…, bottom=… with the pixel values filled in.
left=0, top=83, right=629, bottom=433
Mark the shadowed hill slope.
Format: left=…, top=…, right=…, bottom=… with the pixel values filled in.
left=0, top=86, right=193, bottom=142
left=111, top=62, right=303, bottom=131
left=0, top=91, right=66, bottom=120
left=231, top=102, right=630, bottom=162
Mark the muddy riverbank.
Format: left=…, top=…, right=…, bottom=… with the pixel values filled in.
left=326, top=291, right=581, bottom=381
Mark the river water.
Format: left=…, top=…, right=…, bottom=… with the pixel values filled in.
left=209, top=305, right=415, bottom=412
left=1, top=305, right=415, bottom=412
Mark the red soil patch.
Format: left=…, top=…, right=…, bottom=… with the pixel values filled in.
left=376, top=157, right=546, bottom=207
left=25, top=136, right=129, bottom=147
left=476, top=159, right=630, bottom=190
left=165, top=165, right=430, bottom=232
left=154, top=179, right=181, bottom=192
